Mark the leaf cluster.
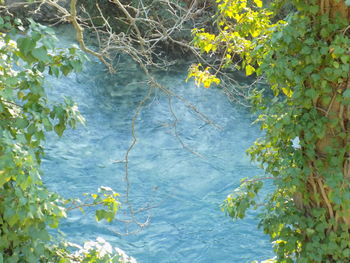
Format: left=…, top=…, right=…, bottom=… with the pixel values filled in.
left=0, top=18, right=134, bottom=262
left=189, top=0, right=350, bottom=262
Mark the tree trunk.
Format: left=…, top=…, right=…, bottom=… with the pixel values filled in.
left=307, top=0, right=350, bottom=229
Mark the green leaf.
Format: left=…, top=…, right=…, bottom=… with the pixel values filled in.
left=43, top=118, right=52, bottom=131
left=0, top=173, right=11, bottom=188
left=8, top=214, right=19, bottom=227
left=309, top=5, right=319, bottom=14
left=31, top=46, right=50, bottom=62
left=95, top=210, right=106, bottom=221
left=305, top=88, right=317, bottom=99
left=61, top=65, right=71, bottom=76
left=344, top=248, right=350, bottom=257
left=49, top=66, right=60, bottom=77
left=15, top=118, right=29, bottom=129
left=54, top=124, right=65, bottom=137
left=343, top=89, right=350, bottom=98
left=70, top=60, right=82, bottom=72
left=17, top=37, right=36, bottom=56
left=42, top=36, right=57, bottom=50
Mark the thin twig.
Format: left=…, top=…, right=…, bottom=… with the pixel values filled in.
left=168, top=96, right=205, bottom=158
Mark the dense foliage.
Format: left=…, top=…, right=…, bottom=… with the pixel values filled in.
left=3, top=0, right=350, bottom=261
left=190, top=0, right=350, bottom=262
left=0, top=18, right=134, bottom=262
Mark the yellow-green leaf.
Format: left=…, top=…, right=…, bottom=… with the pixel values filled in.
left=253, top=0, right=263, bottom=8
left=0, top=171, right=11, bottom=187
left=282, top=87, right=293, bottom=98
left=204, top=43, right=213, bottom=53
left=245, top=65, right=255, bottom=76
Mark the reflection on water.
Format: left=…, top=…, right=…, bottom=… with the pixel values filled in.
left=42, top=26, right=273, bottom=263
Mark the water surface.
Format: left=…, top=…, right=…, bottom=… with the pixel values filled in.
left=43, top=26, right=273, bottom=263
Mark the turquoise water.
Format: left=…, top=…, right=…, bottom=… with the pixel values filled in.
left=42, top=28, right=273, bottom=263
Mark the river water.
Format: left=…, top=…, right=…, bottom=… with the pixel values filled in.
left=42, top=26, right=273, bottom=263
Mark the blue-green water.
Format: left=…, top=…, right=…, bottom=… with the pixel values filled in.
left=42, top=27, right=273, bottom=263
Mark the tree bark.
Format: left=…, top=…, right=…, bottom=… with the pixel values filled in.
left=308, top=0, right=350, bottom=228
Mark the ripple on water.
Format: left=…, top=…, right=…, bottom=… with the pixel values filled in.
left=43, top=25, right=273, bottom=263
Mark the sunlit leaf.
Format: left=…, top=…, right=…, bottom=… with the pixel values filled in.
left=282, top=87, right=293, bottom=97
left=245, top=65, right=255, bottom=76
left=253, top=0, right=262, bottom=8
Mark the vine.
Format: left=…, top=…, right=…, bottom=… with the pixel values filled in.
left=189, top=0, right=350, bottom=262
left=0, top=17, right=133, bottom=262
